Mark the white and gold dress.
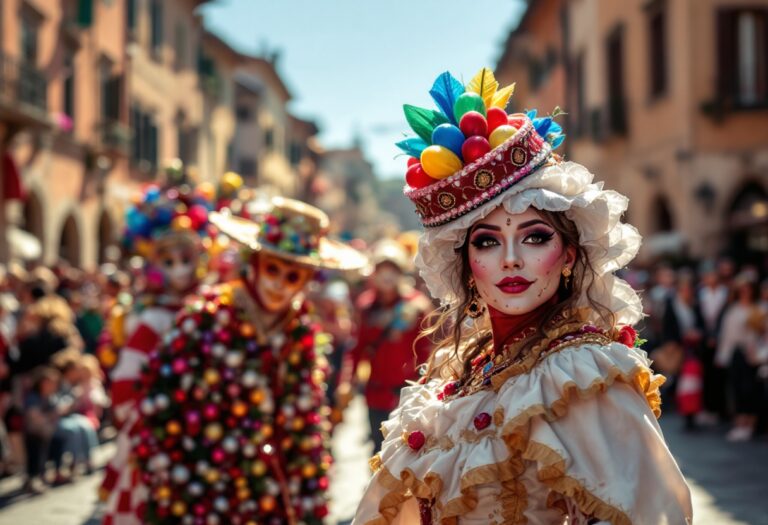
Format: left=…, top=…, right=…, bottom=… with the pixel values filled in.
left=353, top=321, right=693, bottom=525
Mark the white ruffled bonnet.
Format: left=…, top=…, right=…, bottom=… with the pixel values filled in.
left=414, top=160, right=644, bottom=326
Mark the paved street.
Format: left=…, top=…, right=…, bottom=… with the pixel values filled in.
left=0, top=397, right=766, bottom=524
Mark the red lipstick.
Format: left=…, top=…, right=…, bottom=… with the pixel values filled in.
left=495, top=276, right=534, bottom=294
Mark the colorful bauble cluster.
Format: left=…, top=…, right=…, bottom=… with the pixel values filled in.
left=122, top=183, right=214, bottom=257
left=134, top=284, right=331, bottom=525
left=398, top=67, right=566, bottom=189
left=259, top=210, right=320, bottom=257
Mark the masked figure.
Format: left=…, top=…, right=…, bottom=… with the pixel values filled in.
left=100, top=182, right=211, bottom=525
left=132, top=196, right=366, bottom=524
left=354, top=68, right=692, bottom=525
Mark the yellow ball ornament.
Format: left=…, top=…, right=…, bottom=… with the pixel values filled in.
left=155, top=486, right=172, bottom=500
left=249, top=389, right=265, bottom=405
left=291, top=418, right=305, bottom=432
left=221, top=171, right=244, bottom=193
left=232, top=401, right=248, bottom=418
left=251, top=460, right=267, bottom=477
left=420, top=145, right=463, bottom=179
left=172, top=215, right=193, bottom=231
left=196, top=182, right=216, bottom=202
left=99, top=348, right=118, bottom=369
left=488, top=125, right=518, bottom=149
left=204, top=369, right=220, bottom=386
left=288, top=352, right=301, bottom=366
left=204, top=423, right=223, bottom=442
left=171, top=501, right=187, bottom=516
left=302, top=463, right=317, bottom=478
left=259, top=495, right=277, bottom=513
left=205, top=469, right=220, bottom=484
left=261, top=424, right=274, bottom=439
left=166, top=421, right=182, bottom=435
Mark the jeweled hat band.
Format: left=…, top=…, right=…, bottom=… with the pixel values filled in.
left=405, top=117, right=551, bottom=227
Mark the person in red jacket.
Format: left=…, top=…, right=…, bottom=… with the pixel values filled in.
left=338, top=239, right=432, bottom=453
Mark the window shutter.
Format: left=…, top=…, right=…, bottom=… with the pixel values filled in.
left=716, top=10, right=737, bottom=101
left=77, top=0, right=93, bottom=27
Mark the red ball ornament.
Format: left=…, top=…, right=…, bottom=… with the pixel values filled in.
left=174, top=389, right=186, bottom=403
left=459, top=111, right=488, bottom=138
left=187, top=204, right=208, bottom=230
left=407, top=156, right=420, bottom=167
left=473, top=412, right=492, bottom=430
left=405, top=162, right=437, bottom=189
left=407, top=430, right=426, bottom=451
left=203, top=404, right=219, bottom=421
left=487, top=107, right=509, bottom=134
left=461, top=136, right=491, bottom=164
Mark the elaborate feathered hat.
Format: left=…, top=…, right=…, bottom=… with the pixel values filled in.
left=399, top=68, right=643, bottom=326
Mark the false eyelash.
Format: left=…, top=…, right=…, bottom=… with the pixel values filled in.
left=525, top=230, right=555, bottom=243
left=470, top=235, right=499, bottom=249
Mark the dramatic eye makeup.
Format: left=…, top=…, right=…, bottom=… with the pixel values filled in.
left=522, top=229, right=555, bottom=244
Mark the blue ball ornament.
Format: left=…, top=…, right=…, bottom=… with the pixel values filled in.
left=431, top=124, right=465, bottom=160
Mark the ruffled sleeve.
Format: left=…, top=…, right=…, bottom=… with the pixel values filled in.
left=353, top=341, right=692, bottom=525
left=510, top=343, right=693, bottom=524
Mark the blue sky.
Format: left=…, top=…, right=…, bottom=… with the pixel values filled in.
left=201, top=1, right=526, bottom=179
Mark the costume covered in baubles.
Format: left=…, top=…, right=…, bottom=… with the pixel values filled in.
left=354, top=68, right=692, bottom=524
left=100, top=179, right=212, bottom=525
left=132, top=195, right=367, bottom=525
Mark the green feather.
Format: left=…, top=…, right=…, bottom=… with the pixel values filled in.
left=403, top=104, right=449, bottom=144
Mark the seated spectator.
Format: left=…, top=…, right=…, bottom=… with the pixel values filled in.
left=23, top=367, right=60, bottom=494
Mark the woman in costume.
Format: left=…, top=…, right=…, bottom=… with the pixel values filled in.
left=133, top=195, right=366, bottom=524
left=354, top=68, right=692, bottom=524
left=100, top=182, right=211, bottom=524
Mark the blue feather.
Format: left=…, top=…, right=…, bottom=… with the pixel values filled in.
left=550, top=134, right=566, bottom=149
left=395, top=137, right=429, bottom=158
left=534, top=117, right=553, bottom=137
left=429, top=71, right=465, bottom=124
left=526, top=109, right=538, bottom=120
left=548, top=121, right=562, bottom=135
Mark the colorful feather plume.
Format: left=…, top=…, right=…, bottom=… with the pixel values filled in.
left=429, top=71, right=465, bottom=124
left=491, top=83, right=515, bottom=109
left=403, top=104, right=449, bottom=144
left=395, top=137, right=429, bottom=157
left=467, top=67, right=499, bottom=108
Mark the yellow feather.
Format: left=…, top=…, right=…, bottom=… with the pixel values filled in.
left=467, top=67, right=498, bottom=109
left=491, top=83, right=516, bottom=109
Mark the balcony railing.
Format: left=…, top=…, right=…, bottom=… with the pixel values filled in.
left=0, top=51, right=47, bottom=114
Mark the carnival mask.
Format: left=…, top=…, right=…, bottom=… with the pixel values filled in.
left=248, top=253, right=313, bottom=314
left=467, top=206, right=575, bottom=316
left=156, top=244, right=199, bottom=293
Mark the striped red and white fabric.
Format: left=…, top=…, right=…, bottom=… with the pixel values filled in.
left=109, top=307, right=175, bottom=425
left=101, top=307, right=175, bottom=525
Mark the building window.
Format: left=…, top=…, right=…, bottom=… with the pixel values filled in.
left=100, top=62, right=121, bottom=122
left=605, top=25, right=627, bottom=135
left=150, top=0, right=163, bottom=54
left=131, top=104, right=159, bottom=172
left=63, top=48, right=76, bottom=124
left=264, top=127, right=274, bottom=151
left=289, top=142, right=302, bottom=166
left=647, top=1, right=667, bottom=98
left=20, top=14, right=39, bottom=64
left=236, top=105, right=252, bottom=121
left=238, top=157, right=256, bottom=177
left=178, top=127, right=198, bottom=166
left=718, top=9, right=768, bottom=107
left=127, top=0, right=137, bottom=33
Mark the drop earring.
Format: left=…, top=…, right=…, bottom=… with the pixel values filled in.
left=561, top=266, right=572, bottom=288
left=465, top=278, right=485, bottom=318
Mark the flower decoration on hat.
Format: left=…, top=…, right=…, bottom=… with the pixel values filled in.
left=398, top=67, right=566, bottom=227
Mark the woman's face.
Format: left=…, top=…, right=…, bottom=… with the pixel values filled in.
left=248, top=253, right=314, bottom=314
left=467, top=206, right=575, bottom=316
